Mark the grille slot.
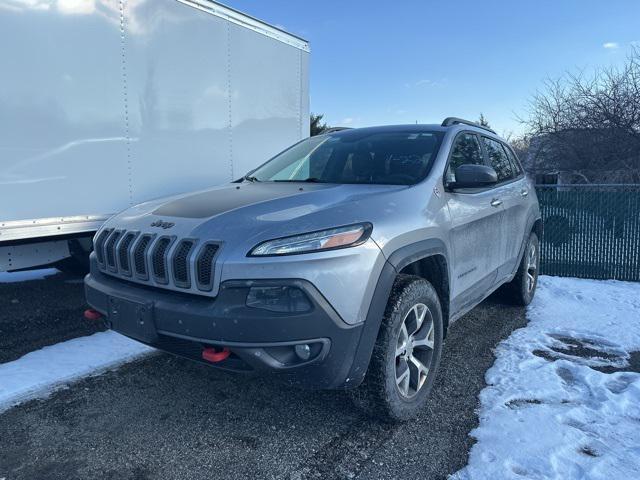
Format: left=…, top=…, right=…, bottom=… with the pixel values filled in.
left=117, top=232, right=137, bottom=275
left=151, top=237, right=173, bottom=284
left=94, top=228, right=112, bottom=265
left=134, top=235, right=153, bottom=278
left=172, top=240, right=195, bottom=288
left=196, top=243, right=219, bottom=291
left=105, top=230, right=122, bottom=270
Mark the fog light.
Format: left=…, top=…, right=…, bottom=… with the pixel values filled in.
left=295, top=344, right=311, bottom=360
left=245, top=286, right=312, bottom=313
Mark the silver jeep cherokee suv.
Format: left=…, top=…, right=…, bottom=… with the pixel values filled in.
left=85, top=117, right=541, bottom=421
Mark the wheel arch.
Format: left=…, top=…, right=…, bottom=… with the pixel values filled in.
left=343, top=238, right=451, bottom=388
left=532, top=217, right=543, bottom=239
left=510, top=214, right=543, bottom=280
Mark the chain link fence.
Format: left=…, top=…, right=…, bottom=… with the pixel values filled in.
left=535, top=184, right=640, bottom=281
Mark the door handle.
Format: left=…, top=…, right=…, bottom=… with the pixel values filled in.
left=521, top=189, right=529, bottom=197
left=490, top=198, right=502, bottom=207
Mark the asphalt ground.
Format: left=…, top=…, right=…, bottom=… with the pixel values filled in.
left=0, top=271, right=104, bottom=364
left=0, top=271, right=527, bottom=480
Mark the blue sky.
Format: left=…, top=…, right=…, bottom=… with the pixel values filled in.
left=229, top=0, right=640, bottom=136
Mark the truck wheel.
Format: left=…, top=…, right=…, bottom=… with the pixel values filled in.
left=53, top=256, right=89, bottom=276
left=53, top=238, right=91, bottom=275
left=351, top=275, right=443, bottom=422
left=502, top=232, right=539, bottom=306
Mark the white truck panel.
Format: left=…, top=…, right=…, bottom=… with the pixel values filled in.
left=0, top=0, right=309, bottom=268
left=0, top=1, right=130, bottom=224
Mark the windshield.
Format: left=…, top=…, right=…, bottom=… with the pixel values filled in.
left=247, top=130, right=445, bottom=185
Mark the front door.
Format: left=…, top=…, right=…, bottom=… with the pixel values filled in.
left=443, top=132, right=505, bottom=304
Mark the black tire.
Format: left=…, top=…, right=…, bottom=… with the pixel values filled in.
left=501, top=232, right=539, bottom=306
left=350, top=274, right=444, bottom=422
left=53, top=255, right=89, bottom=276
left=52, top=239, right=91, bottom=276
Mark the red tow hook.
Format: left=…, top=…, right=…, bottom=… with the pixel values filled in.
left=202, top=347, right=231, bottom=363
left=84, top=308, right=103, bottom=321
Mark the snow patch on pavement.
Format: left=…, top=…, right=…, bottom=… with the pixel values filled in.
left=0, top=331, right=154, bottom=413
left=453, top=276, right=640, bottom=479
left=0, top=268, right=59, bottom=283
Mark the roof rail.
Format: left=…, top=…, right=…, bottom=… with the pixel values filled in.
left=323, top=127, right=353, bottom=134
left=441, top=117, right=496, bottom=134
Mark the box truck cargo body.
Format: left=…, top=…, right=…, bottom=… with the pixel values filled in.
left=0, top=0, right=310, bottom=271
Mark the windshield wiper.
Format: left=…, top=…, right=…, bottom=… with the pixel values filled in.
left=244, top=175, right=260, bottom=183
left=274, top=177, right=323, bottom=183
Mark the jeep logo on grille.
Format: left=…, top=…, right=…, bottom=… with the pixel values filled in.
left=150, top=220, right=175, bottom=229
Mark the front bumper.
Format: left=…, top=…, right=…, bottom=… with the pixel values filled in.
left=85, top=267, right=364, bottom=389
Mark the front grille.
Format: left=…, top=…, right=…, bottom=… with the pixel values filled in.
left=95, top=227, right=220, bottom=295
left=134, top=235, right=153, bottom=278
left=172, top=240, right=195, bottom=288
left=117, top=232, right=137, bottom=275
left=196, top=243, right=219, bottom=291
left=152, top=237, right=173, bottom=284
left=94, top=228, right=112, bottom=265
left=105, top=230, right=122, bottom=270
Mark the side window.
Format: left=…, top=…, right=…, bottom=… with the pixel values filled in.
left=446, top=133, right=483, bottom=183
left=482, top=137, right=514, bottom=182
left=504, top=145, right=523, bottom=176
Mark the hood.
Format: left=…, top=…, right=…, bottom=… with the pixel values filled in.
left=107, top=181, right=409, bottom=254
left=152, top=182, right=327, bottom=219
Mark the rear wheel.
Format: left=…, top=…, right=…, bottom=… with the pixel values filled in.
left=53, top=255, right=89, bottom=275
left=52, top=238, right=91, bottom=275
left=350, top=275, right=443, bottom=422
left=502, top=232, right=539, bottom=306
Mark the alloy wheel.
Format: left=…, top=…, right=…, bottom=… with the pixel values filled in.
left=395, top=303, right=435, bottom=398
left=526, top=242, right=538, bottom=292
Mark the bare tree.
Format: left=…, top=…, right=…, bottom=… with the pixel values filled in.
left=519, top=48, right=640, bottom=183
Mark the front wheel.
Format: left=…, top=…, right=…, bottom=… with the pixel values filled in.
left=350, top=275, right=443, bottom=422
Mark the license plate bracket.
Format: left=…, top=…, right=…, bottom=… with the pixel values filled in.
left=108, top=296, right=157, bottom=344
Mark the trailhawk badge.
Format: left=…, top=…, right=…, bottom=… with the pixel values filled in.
left=150, top=220, right=175, bottom=229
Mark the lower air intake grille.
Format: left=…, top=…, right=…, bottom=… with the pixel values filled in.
left=196, top=243, right=219, bottom=290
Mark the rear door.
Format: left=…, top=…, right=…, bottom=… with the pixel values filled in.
left=480, top=136, right=529, bottom=279
left=444, top=132, right=505, bottom=304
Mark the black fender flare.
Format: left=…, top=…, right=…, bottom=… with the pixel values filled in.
left=342, top=238, right=450, bottom=388
left=510, top=213, right=543, bottom=279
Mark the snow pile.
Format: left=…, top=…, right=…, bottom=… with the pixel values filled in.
left=453, top=276, right=640, bottom=479
left=0, top=331, right=154, bottom=413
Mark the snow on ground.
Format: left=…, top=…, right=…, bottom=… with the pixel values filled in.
left=453, top=276, right=640, bottom=479
left=0, top=331, right=154, bottom=413
left=0, top=268, right=59, bottom=283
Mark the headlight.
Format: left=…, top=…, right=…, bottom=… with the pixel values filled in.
left=249, top=223, right=372, bottom=256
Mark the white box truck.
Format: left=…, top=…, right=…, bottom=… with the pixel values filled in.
left=0, top=0, right=310, bottom=272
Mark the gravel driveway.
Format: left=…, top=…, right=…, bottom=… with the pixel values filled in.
left=0, top=271, right=527, bottom=479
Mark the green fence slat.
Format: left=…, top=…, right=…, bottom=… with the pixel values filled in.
left=534, top=184, right=640, bottom=281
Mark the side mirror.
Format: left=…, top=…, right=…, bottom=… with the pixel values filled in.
left=449, top=164, right=497, bottom=189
